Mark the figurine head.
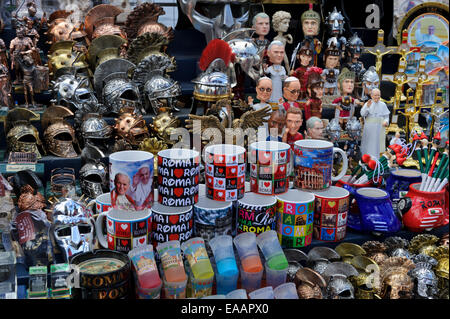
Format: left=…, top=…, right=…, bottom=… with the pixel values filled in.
left=337, top=68, right=355, bottom=94
left=285, top=107, right=303, bottom=135
left=272, top=11, right=291, bottom=33
left=268, top=109, right=286, bottom=136
left=27, top=1, right=37, bottom=17
left=362, top=66, right=380, bottom=96
left=252, top=12, right=270, bottom=37
left=256, top=77, right=273, bottom=103
left=370, top=88, right=381, bottom=103
left=267, top=40, right=285, bottom=65
left=347, top=33, right=364, bottom=60
left=301, top=4, right=321, bottom=37
left=325, top=7, right=345, bottom=37
left=283, top=77, right=301, bottom=102
left=324, top=38, right=341, bottom=68
left=306, top=116, right=324, bottom=139
left=298, top=43, right=313, bottom=67
left=306, top=67, right=324, bottom=99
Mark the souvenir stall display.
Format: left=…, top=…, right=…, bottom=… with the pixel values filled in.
left=0, top=0, right=448, bottom=301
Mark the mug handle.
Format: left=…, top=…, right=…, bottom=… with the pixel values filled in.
left=331, top=147, right=348, bottom=182
left=94, top=212, right=109, bottom=248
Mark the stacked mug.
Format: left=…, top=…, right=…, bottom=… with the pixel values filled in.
left=292, top=140, right=351, bottom=242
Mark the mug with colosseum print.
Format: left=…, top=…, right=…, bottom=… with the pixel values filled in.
left=293, top=139, right=348, bottom=190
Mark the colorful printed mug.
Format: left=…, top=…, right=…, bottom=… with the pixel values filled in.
left=204, top=144, right=246, bottom=201
left=249, top=141, right=291, bottom=195
left=95, top=208, right=152, bottom=253
left=237, top=193, right=277, bottom=235
left=90, top=192, right=112, bottom=214
left=151, top=203, right=194, bottom=245
left=275, top=189, right=315, bottom=248
left=293, top=139, right=348, bottom=190
left=109, top=150, right=154, bottom=211
left=310, top=186, right=350, bottom=242
left=193, top=196, right=233, bottom=243
left=157, top=148, right=200, bottom=207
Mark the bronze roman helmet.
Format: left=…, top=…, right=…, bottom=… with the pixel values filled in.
left=42, top=105, right=80, bottom=158
left=5, top=108, right=43, bottom=159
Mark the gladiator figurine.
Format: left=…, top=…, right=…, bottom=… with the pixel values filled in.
left=0, top=63, right=13, bottom=107
left=9, top=27, right=34, bottom=85
left=21, top=52, right=36, bottom=107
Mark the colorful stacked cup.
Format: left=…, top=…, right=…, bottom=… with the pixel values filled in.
left=209, top=235, right=239, bottom=294
left=204, top=144, right=246, bottom=201
left=248, top=141, right=291, bottom=195
left=233, top=232, right=264, bottom=292
left=275, top=189, right=315, bottom=248
left=157, top=148, right=200, bottom=206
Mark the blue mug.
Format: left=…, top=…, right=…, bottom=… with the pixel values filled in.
left=343, top=186, right=401, bottom=233
left=385, top=169, right=422, bottom=202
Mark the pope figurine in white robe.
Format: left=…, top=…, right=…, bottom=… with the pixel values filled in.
left=360, top=88, right=390, bottom=158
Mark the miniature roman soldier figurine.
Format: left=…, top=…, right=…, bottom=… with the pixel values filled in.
left=293, top=3, right=322, bottom=66
left=290, top=42, right=313, bottom=100
left=0, top=63, right=13, bottom=108
left=322, top=38, right=341, bottom=96
left=333, top=67, right=359, bottom=126
left=343, top=33, right=366, bottom=97
left=9, top=26, right=34, bottom=85
left=303, top=67, right=324, bottom=120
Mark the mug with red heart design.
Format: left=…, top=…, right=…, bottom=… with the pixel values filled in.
left=204, top=144, right=246, bottom=201
left=151, top=203, right=194, bottom=246
left=249, top=141, right=291, bottom=195
left=95, top=208, right=152, bottom=253
left=310, top=186, right=350, bottom=242
left=157, top=148, right=200, bottom=207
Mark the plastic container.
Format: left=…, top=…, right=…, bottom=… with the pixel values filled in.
left=265, top=261, right=287, bottom=288
left=156, top=240, right=187, bottom=283
left=256, top=230, right=288, bottom=270
left=248, top=286, right=274, bottom=299
left=181, top=237, right=214, bottom=280
left=239, top=265, right=263, bottom=293
left=273, top=282, right=298, bottom=299
left=233, top=232, right=263, bottom=273
left=226, top=289, right=248, bottom=299
left=128, top=245, right=161, bottom=289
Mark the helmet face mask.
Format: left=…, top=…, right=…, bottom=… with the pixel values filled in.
left=326, top=7, right=345, bottom=36
left=7, top=124, right=43, bottom=159
left=52, top=198, right=95, bottom=262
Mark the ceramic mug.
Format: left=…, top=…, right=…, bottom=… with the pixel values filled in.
left=293, top=139, right=348, bottom=190
left=151, top=203, right=194, bottom=245
left=95, top=208, right=152, bottom=253
left=89, top=192, right=111, bottom=214
left=157, top=148, right=200, bottom=207
left=249, top=141, right=291, bottom=195
left=204, top=144, right=246, bottom=201
left=310, top=186, right=350, bottom=242
left=237, top=193, right=277, bottom=235
left=109, top=150, right=154, bottom=211
left=193, top=196, right=233, bottom=243
left=275, top=189, right=315, bottom=248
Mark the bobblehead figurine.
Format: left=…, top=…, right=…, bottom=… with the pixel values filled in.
left=360, top=88, right=390, bottom=158
left=265, top=40, right=287, bottom=104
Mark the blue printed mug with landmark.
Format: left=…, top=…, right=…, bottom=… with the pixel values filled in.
left=293, top=139, right=348, bottom=190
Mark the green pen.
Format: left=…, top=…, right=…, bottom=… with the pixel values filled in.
left=416, top=147, right=424, bottom=173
